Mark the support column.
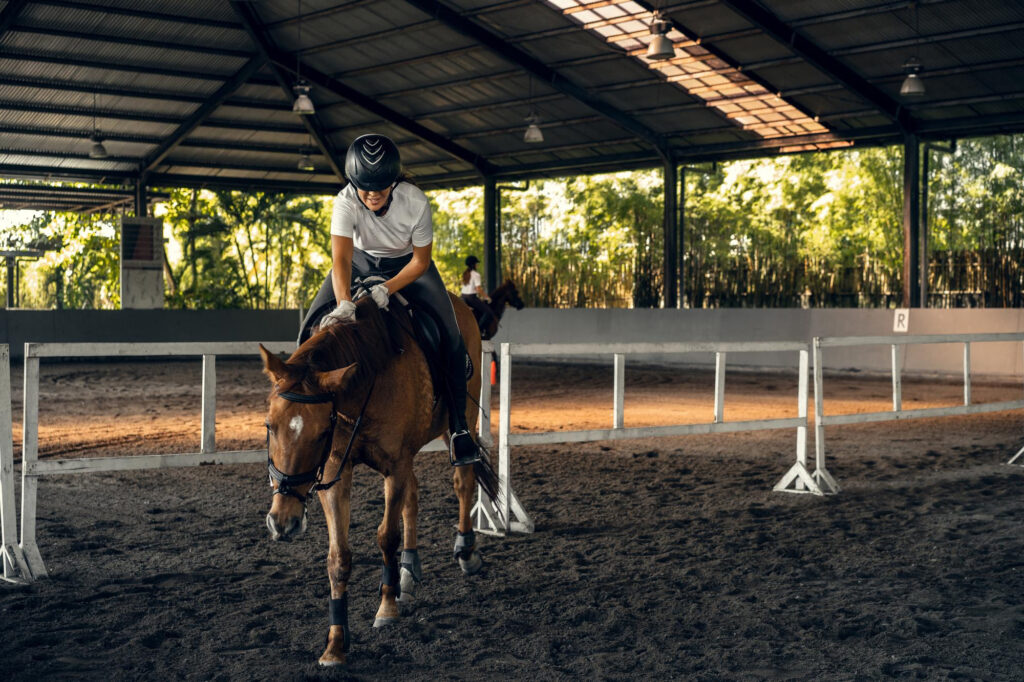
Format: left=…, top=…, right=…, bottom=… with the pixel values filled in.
left=663, top=158, right=678, bottom=308
left=483, top=176, right=498, bottom=294
left=920, top=144, right=930, bottom=308
left=679, top=166, right=686, bottom=309
left=4, top=257, right=12, bottom=309
left=135, top=176, right=148, bottom=218
left=902, top=134, right=921, bottom=308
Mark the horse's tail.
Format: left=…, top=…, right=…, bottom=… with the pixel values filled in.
left=472, top=442, right=501, bottom=504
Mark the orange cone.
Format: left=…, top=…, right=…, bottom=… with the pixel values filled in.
left=490, top=360, right=497, bottom=385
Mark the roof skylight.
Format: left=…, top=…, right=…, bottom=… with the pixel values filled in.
left=546, top=0, right=848, bottom=149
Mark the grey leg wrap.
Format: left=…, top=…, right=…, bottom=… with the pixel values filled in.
left=400, top=549, right=422, bottom=583
left=380, top=561, right=401, bottom=598
left=453, top=530, right=476, bottom=561
left=328, top=594, right=350, bottom=653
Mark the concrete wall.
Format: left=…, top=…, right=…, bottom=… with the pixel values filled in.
left=3, top=307, right=1024, bottom=377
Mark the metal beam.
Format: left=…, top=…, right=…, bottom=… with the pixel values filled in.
left=230, top=0, right=348, bottom=181
left=1, top=102, right=304, bottom=133
left=715, top=0, right=911, bottom=130
left=0, top=75, right=281, bottom=110
left=0, top=0, right=29, bottom=37
left=33, top=0, right=241, bottom=29
left=140, top=57, right=268, bottom=174
left=9, top=24, right=253, bottom=58
left=0, top=48, right=280, bottom=86
left=401, top=0, right=669, bottom=158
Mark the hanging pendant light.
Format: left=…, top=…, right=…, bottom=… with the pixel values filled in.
left=292, top=0, right=315, bottom=115
left=646, top=13, right=675, bottom=61
left=298, top=136, right=314, bottom=170
left=900, top=58, right=926, bottom=97
left=523, top=113, right=544, bottom=143
left=900, top=2, right=926, bottom=98
left=88, top=92, right=108, bottom=159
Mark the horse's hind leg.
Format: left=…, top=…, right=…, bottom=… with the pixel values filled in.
left=452, top=466, right=482, bottom=575
left=397, top=471, right=421, bottom=605
left=373, top=466, right=409, bottom=628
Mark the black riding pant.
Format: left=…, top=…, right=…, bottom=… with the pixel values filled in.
left=460, top=293, right=493, bottom=329
left=299, top=250, right=471, bottom=433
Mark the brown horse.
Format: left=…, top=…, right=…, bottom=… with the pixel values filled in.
left=258, top=295, right=498, bottom=667
left=475, top=279, right=525, bottom=340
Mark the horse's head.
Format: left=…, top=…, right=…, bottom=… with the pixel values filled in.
left=502, top=279, right=525, bottom=310
left=259, top=343, right=358, bottom=542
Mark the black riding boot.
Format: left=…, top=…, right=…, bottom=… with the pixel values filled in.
left=446, top=348, right=481, bottom=467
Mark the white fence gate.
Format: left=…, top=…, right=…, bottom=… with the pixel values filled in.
left=471, top=340, right=819, bottom=537
left=813, top=332, right=1024, bottom=492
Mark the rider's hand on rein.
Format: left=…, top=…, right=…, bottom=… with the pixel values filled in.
left=369, top=283, right=390, bottom=310
left=320, top=300, right=357, bottom=328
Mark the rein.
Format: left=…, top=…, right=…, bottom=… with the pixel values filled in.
left=267, top=377, right=376, bottom=504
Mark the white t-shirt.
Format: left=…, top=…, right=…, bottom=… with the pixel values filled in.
left=461, top=269, right=482, bottom=296
left=330, top=182, right=432, bottom=257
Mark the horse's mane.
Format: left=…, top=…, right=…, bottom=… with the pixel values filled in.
left=286, top=298, right=402, bottom=392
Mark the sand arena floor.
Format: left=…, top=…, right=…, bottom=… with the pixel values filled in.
left=1, top=358, right=1022, bottom=680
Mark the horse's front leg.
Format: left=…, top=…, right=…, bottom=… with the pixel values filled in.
left=318, top=464, right=354, bottom=667
left=453, top=466, right=482, bottom=575
left=373, top=465, right=409, bottom=627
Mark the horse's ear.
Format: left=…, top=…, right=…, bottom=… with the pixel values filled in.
left=259, top=344, right=289, bottom=382
left=316, top=363, right=358, bottom=394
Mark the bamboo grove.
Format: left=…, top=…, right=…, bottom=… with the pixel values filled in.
left=2, top=134, right=1023, bottom=310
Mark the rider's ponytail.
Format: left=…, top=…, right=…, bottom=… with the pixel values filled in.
left=462, top=268, right=472, bottom=285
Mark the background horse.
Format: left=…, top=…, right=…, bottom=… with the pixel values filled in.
left=476, top=279, right=525, bottom=340
left=259, top=296, right=498, bottom=667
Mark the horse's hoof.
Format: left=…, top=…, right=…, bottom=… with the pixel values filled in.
left=318, top=652, right=346, bottom=667
left=458, top=550, right=482, bottom=575
left=373, top=616, right=399, bottom=628
left=318, top=657, right=345, bottom=668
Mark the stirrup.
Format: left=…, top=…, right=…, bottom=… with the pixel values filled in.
left=449, top=430, right=481, bottom=467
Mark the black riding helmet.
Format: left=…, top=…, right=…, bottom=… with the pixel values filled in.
left=465, top=255, right=479, bottom=267
left=345, top=134, right=402, bottom=192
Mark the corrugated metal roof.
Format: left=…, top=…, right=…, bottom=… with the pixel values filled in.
left=1, top=0, right=1024, bottom=208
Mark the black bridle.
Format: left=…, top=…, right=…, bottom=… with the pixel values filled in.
left=266, top=378, right=375, bottom=504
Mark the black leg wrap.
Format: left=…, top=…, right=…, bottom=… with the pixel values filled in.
left=400, top=548, right=422, bottom=583
left=453, top=530, right=476, bottom=561
left=380, top=561, right=401, bottom=599
left=328, top=594, right=350, bottom=653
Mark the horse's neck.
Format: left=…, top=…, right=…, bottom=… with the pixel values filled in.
left=489, top=290, right=509, bottom=318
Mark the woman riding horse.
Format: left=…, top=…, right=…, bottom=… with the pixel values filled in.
left=298, top=133, right=480, bottom=467
left=459, top=255, right=494, bottom=331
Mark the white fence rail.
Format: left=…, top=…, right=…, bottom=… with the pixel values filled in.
left=814, top=332, right=1024, bottom=493
left=471, top=340, right=818, bottom=537
left=17, top=341, right=494, bottom=582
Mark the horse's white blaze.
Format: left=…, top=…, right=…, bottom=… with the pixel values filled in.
left=289, top=415, right=304, bottom=441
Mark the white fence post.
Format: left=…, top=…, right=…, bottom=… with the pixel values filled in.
left=713, top=352, right=726, bottom=423
left=201, top=354, right=216, bottom=454
left=613, top=353, right=625, bottom=429
left=1, top=345, right=31, bottom=582
left=19, top=346, right=47, bottom=578
left=963, top=342, right=972, bottom=406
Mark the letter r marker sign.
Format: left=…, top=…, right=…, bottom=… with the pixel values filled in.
left=893, top=308, right=910, bottom=333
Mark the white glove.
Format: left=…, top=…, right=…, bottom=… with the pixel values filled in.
left=370, top=283, right=390, bottom=310
left=319, top=300, right=356, bottom=329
